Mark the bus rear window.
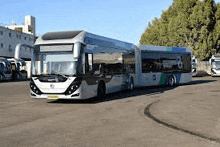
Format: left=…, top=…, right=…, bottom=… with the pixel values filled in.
left=40, top=45, right=73, bottom=52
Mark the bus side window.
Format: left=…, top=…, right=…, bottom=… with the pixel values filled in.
left=85, top=53, right=93, bottom=73
left=0, top=63, right=3, bottom=73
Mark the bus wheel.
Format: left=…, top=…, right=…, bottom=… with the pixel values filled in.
left=168, top=76, right=175, bottom=87
left=97, top=81, right=106, bottom=99
left=129, top=77, right=134, bottom=91
left=24, top=73, right=27, bottom=79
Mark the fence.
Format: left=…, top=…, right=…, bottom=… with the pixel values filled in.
left=196, top=61, right=211, bottom=76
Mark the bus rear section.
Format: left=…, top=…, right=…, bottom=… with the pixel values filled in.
left=135, top=46, right=192, bottom=87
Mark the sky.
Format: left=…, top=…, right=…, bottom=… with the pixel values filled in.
left=1, top=0, right=220, bottom=45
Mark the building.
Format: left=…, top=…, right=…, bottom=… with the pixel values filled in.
left=0, top=15, right=35, bottom=60
left=6, top=16, right=36, bottom=36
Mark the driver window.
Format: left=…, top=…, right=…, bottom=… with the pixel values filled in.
left=85, top=53, right=93, bottom=73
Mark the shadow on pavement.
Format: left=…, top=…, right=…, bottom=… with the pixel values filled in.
left=48, top=86, right=174, bottom=104
left=185, top=79, right=216, bottom=86
left=48, top=79, right=216, bottom=104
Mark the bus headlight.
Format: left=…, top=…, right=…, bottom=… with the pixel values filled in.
left=211, top=69, right=217, bottom=74
left=71, top=85, right=78, bottom=90
left=30, top=80, right=42, bottom=95
left=65, top=83, right=80, bottom=95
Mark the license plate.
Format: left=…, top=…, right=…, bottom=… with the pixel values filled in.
left=48, top=95, right=58, bottom=99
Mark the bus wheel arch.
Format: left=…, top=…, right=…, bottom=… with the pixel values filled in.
left=97, top=80, right=106, bottom=98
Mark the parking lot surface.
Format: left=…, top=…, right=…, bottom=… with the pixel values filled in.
left=0, top=76, right=220, bottom=147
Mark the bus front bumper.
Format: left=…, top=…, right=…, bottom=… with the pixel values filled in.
left=30, top=91, right=81, bottom=100
left=211, top=69, right=220, bottom=76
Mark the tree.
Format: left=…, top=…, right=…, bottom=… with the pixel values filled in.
left=189, top=0, right=215, bottom=60
left=140, top=18, right=161, bottom=45
left=213, top=3, right=220, bottom=53
left=140, top=0, right=218, bottom=61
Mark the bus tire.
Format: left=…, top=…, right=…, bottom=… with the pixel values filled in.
left=14, top=73, right=20, bottom=81
left=168, top=75, right=175, bottom=87
left=129, top=77, right=134, bottom=91
left=24, top=73, right=27, bottom=80
left=97, top=81, right=106, bottom=99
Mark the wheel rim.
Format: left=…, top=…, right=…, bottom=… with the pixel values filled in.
left=131, top=83, right=134, bottom=90
left=130, top=81, right=134, bottom=90
left=169, top=77, right=174, bottom=86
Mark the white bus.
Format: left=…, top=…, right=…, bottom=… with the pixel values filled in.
left=0, top=57, right=12, bottom=81
left=0, top=57, right=27, bottom=81
left=7, top=58, right=27, bottom=80
left=209, top=54, right=220, bottom=76
left=30, top=30, right=192, bottom=99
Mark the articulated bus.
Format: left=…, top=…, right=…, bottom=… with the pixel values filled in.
left=30, top=30, right=192, bottom=100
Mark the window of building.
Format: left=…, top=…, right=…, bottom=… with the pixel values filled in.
left=16, top=34, right=18, bottom=38
left=24, top=37, right=26, bottom=40
left=1, top=43, right=3, bottom=48
left=29, top=37, right=32, bottom=41
left=26, top=47, right=29, bottom=52
left=17, top=35, right=21, bottom=39
left=0, top=31, right=3, bottom=35
left=9, top=45, right=12, bottom=52
left=9, top=32, right=11, bottom=37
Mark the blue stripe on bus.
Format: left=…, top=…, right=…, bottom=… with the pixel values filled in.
left=172, top=47, right=186, bottom=52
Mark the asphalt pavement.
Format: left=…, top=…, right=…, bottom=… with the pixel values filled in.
left=1, top=76, right=220, bottom=147
left=145, top=76, right=220, bottom=145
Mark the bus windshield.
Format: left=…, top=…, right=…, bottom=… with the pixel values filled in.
left=32, top=52, right=77, bottom=76
left=212, top=61, right=220, bottom=69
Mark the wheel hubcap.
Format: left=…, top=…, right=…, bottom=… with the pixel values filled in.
left=169, top=77, right=174, bottom=86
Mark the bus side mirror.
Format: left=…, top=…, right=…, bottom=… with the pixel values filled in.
left=74, top=42, right=81, bottom=59
left=99, top=63, right=106, bottom=74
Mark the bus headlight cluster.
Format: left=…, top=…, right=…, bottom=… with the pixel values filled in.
left=30, top=80, right=42, bottom=95
left=65, top=83, right=80, bottom=95
left=211, top=69, right=217, bottom=74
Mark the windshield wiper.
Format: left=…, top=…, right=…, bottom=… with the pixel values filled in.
left=54, top=71, right=69, bottom=79
left=34, top=74, right=45, bottom=80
